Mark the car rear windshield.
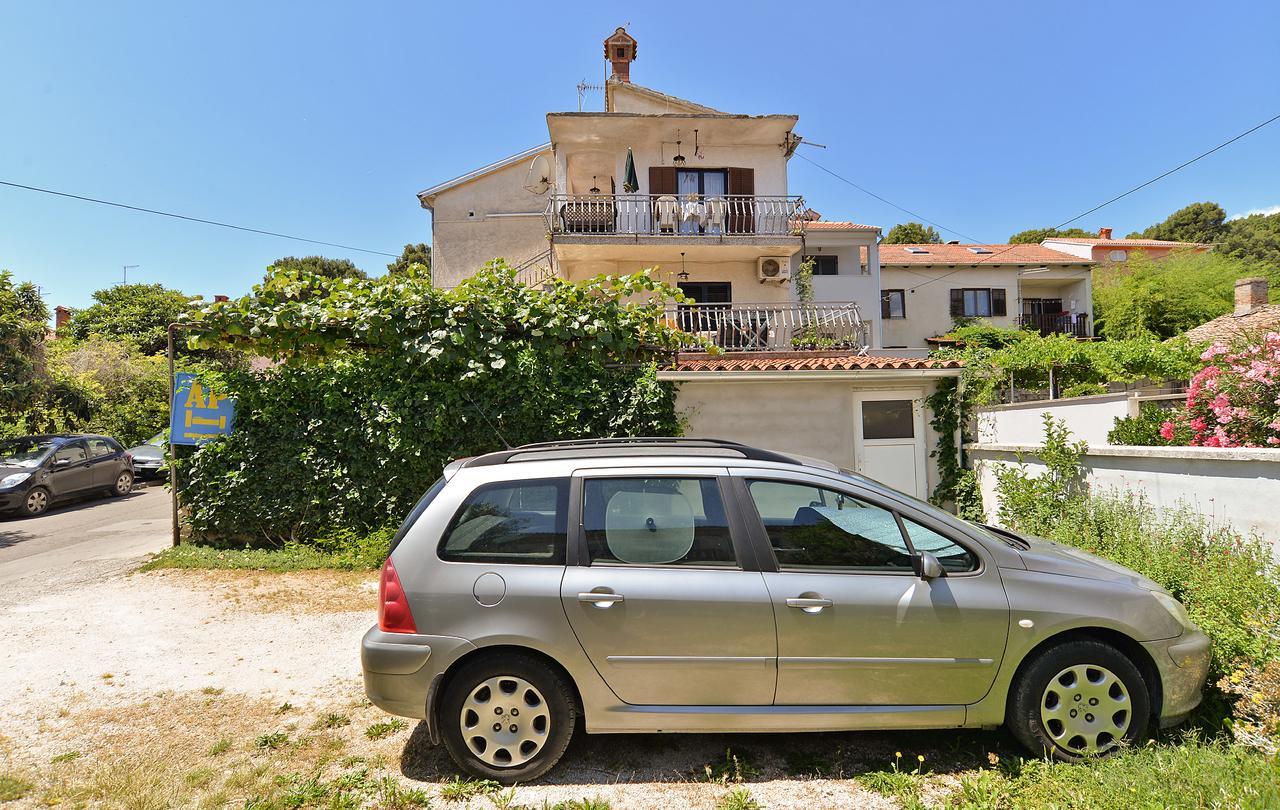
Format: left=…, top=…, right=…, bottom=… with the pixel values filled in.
left=0, top=438, right=57, bottom=468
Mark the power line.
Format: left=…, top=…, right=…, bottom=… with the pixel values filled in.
left=0, top=179, right=399, bottom=258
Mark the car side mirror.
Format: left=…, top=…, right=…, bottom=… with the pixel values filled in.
left=912, top=551, right=945, bottom=580
left=54, top=457, right=71, bottom=468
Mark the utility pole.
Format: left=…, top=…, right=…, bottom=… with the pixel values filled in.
left=121, top=264, right=139, bottom=285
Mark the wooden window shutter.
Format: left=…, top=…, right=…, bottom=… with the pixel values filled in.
left=950, top=289, right=965, bottom=317
left=991, top=288, right=1007, bottom=316
left=648, top=166, right=676, bottom=195
left=726, top=167, right=755, bottom=234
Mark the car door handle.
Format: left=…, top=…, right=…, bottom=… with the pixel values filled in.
left=786, top=597, right=833, bottom=613
left=577, top=591, right=624, bottom=607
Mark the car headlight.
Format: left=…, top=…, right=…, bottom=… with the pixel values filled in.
left=1152, top=590, right=1195, bottom=631
left=0, top=472, right=31, bottom=489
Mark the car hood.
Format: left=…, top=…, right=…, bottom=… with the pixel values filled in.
left=1014, top=537, right=1162, bottom=591
left=127, top=445, right=164, bottom=460
left=0, top=464, right=39, bottom=480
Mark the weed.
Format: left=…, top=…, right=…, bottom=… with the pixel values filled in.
left=201, top=686, right=224, bottom=696
left=184, top=766, right=216, bottom=788
left=700, top=747, right=760, bottom=784
left=783, top=749, right=831, bottom=777
left=254, top=731, right=289, bottom=751
left=376, top=775, right=432, bottom=808
left=207, top=737, right=232, bottom=756
left=275, top=702, right=294, bottom=714
left=315, top=712, right=351, bottom=730
left=0, top=775, right=33, bottom=801
left=546, top=800, right=611, bottom=810
left=439, top=776, right=500, bottom=801
left=50, top=750, right=81, bottom=764
left=717, top=787, right=762, bottom=810
left=364, top=718, right=407, bottom=741
left=857, top=752, right=928, bottom=809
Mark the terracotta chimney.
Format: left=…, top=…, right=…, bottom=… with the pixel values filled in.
left=1235, top=277, right=1268, bottom=316
left=54, top=305, right=72, bottom=333
left=1098, top=227, right=1113, bottom=240
left=213, top=294, right=229, bottom=303
left=603, top=27, right=637, bottom=82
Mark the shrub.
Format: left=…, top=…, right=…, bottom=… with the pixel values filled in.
left=1163, top=333, right=1280, bottom=447
left=1107, top=401, right=1188, bottom=446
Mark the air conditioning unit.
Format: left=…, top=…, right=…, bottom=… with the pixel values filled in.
left=757, top=256, right=791, bottom=283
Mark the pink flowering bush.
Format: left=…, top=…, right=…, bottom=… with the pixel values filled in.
left=1162, top=332, right=1280, bottom=448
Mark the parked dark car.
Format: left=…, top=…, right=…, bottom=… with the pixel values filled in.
left=126, top=432, right=167, bottom=480
left=0, top=434, right=135, bottom=517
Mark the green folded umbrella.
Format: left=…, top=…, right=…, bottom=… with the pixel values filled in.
left=623, top=148, right=639, bottom=193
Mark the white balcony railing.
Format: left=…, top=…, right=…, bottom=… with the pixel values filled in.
left=665, top=301, right=868, bottom=353
left=547, top=194, right=806, bottom=238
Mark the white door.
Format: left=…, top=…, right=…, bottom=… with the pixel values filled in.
left=852, top=392, right=927, bottom=498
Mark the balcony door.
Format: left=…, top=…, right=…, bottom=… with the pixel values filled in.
left=677, top=282, right=731, bottom=334
left=677, top=170, right=727, bottom=234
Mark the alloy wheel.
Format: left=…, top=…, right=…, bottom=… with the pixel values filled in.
left=1040, top=663, right=1131, bottom=755
left=459, top=675, right=551, bottom=768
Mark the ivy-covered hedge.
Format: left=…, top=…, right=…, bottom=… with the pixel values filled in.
left=178, top=265, right=685, bottom=544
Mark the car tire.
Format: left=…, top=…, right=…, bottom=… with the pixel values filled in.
left=439, top=653, right=576, bottom=784
left=109, top=470, right=134, bottom=497
left=19, top=487, right=51, bottom=518
left=1008, top=639, right=1150, bottom=761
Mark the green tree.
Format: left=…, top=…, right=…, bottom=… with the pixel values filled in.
left=267, top=255, right=367, bottom=281
left=1131, top=201, right=1227, bottom=244
left=385, top=243, right=431, bottom=279
left=1219, top=210, right=1280, bottom=269
left=0, top=270, right=51, bottom=413
left=882, top=222, right=943, bottom=244
left=66, top=283, right=197, bottom=355
left=1092, top=251, right=1267, bottom=340
left=53, top=338, right=170, bottom=446
left=1007, top=227, right=1095, bottom=244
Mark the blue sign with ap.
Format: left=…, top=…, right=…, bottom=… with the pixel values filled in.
left=170, top=372, right=236, bottom=445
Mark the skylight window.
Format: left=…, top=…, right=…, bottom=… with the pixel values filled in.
left=905, top=247, right=930, bottom=254
left=967, top=247, right=993, bottom=254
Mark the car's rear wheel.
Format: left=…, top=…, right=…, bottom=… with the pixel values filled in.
left=19, top=487, right=50, bottom=517
left=109, top=470, right=134, bottom=496
left=1008, top=639, right=1150, bottom=761
left=439, top=653, right=576, bottom=784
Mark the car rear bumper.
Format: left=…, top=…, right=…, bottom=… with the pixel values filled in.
left=360, top=626, right=475, bottom=719
left=1142, top=629, right=1212, bottom=726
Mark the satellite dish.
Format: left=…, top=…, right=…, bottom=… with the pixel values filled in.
left=523, top=154, right=551, bottom=195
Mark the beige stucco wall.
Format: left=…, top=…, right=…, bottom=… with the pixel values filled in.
left=673, top=377, right=948, bottom=497
left=559, top=258, right=791, bottom=303
left=608, top=83, right=709, bottom=114
left=794, top=233, right=882, bottom=347
left=426, top=153, right=552, bottom=287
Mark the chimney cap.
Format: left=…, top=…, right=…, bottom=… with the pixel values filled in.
left=1098, top=227, right=1113, bottom=240
left=604, top=26, right=637, bottom=82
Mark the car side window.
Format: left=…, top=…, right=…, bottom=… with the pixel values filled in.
left=583, top=477, right=737, bottom=567
left=53, top=443, right=87, bottom=464
left=900, top=516, right=977, bottom=573
left=87, top=439, right=115, bottom=458
left=746, top=479, right=913, bottom=572
left=438, top=478, right=569, bottom=565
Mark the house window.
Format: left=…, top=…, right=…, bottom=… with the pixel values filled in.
left=881, top=289, right=906, bottom=319
left=803, top=255, right=838, bottom=275
left=950, top=288, right=1007, bottom=318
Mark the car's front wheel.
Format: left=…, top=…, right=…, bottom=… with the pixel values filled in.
left=439, top=653, right=576, bottom=784
left=1008, top=639, right=1150, bottom=761
left=19, top=487, right=51, bottom=517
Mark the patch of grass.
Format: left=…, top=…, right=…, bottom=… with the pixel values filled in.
left=207, top=737, right=232, bottom=756
left=376, top=776, right=432, bottom=808
left=947, top=738, right=1280, bottom=809
left=201, top=686, right=224, bottom=696
left=364, top=718, right=407, bottom=741
left=315, top=713, right=351, bottom=730
left=699, top=747, right=760, bottom=784
left=141, top=543, right=366, bottom=572
left=50, top=750, right=81, bottom=764
left=548, top=800, right=611, bottom=810
left=275, top=702, right=294, bottom=715
left=856, top=752, right=929, bottom=810
left=439, top=776, right=500, bottom=802
left=0, top=775, right=33, bottom=802
left=716, top=787, right=762, bottom=810
left=184, top=766, right=216, bottom=788
left=254, top=732, right=289, bottom=751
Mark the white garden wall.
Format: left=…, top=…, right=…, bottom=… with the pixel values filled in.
left=975, top=393, right=1133, bottom=447
left=967, top=443, right=1280, bottom=553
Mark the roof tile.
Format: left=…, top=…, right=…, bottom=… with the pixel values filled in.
left=879, top=243, right=1092, bottom=266
left=670, top=352, right=962, bottom=372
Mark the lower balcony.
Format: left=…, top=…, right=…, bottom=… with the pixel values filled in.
left=666, top=302, right=869, bottom=353
left=1017, top=312, right=1090, bottom=338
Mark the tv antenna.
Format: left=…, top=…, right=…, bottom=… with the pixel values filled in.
left=120, top=264, right=139, bottom=285
left=576, top=79, right=604, bottom=111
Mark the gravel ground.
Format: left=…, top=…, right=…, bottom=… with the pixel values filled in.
left=0, top=556, right=1012, bottom=808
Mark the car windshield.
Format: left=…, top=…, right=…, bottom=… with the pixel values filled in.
left=145, top=432, right=166, bottom=446
left=0, top=438, right=57, bottom=468
left=836, top=467, right=1029, bottom=549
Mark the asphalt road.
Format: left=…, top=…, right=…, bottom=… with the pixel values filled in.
left=0, top=483, right=173, bottom=585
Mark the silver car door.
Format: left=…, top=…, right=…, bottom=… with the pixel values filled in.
left=732, top=469, right=1009, bottom=706
left=560, top=467, right=777, bottom=706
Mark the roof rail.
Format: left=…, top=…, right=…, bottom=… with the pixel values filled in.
left=463, top=437, right=809, bottom=468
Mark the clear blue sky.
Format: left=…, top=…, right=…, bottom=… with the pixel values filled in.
left=4, top=0, right=1279, bottom=312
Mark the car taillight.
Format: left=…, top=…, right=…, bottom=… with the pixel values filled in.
left=378, top=557, right=417, bottom=634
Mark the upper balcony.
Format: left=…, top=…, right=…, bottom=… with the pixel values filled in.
left=547, top=193, right=805, bottom=238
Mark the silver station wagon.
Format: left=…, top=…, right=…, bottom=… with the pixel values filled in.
left=361, top=438, right=1211, bottom=783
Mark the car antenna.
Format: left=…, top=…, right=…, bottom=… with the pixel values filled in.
left=460, top=390, right=513, bottom=450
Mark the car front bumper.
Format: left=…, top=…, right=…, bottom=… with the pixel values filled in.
left=360, top=625, right=475, bottom=720
left=1142, top=628, right=1212, bottom=726
left=0, top=488, right=29, bottom=511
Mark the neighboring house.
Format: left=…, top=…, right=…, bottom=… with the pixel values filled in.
left=413, top=27, right=965, bottom=499
left=1184, top=277, right=1280, bottom=344
left=878, top=243, right=1094, bottom=348
left=1041, top=227, right=1212, bottom=264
